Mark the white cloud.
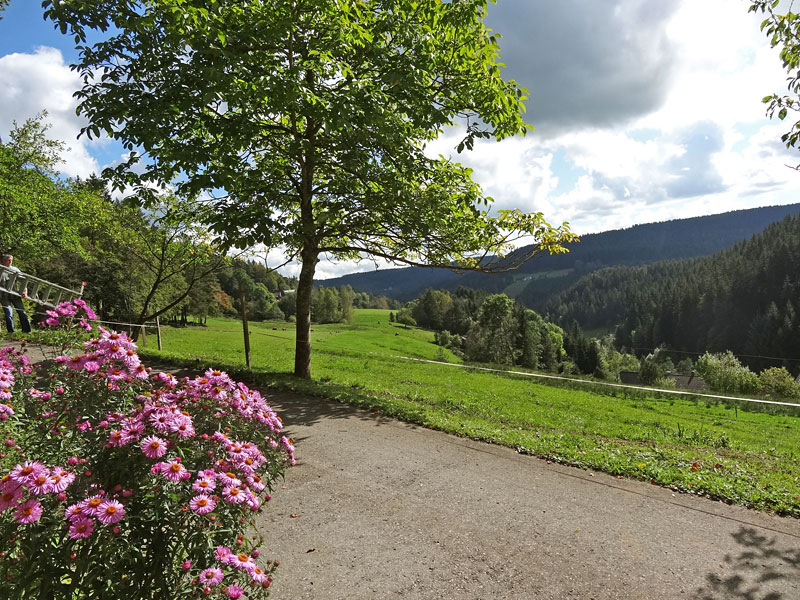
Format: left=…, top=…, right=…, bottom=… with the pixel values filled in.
left=0, top=47, right=99, bottom=178
left=419, top=0, right=800, bottom=237
left=4, top=1, right=800, bottom=287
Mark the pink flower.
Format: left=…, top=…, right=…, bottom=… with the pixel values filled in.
left=28, top=472, right=54, bottom=495
left=192, top=478, right=216, bottom=493
left=181, top=560, right=192, bottom=571
left=162, top=459, right=189, bottom=483
left=10, top=461, right=46, bottom=484
left=246, top=475, right=266, bottom=492
left=14, top=499, right=43, bottom=524
left=222, top=486, right=246, bottom=504
left=0, top=485, right=23, bottom=511
left=120, top=421, right=145, bottom=444
left=48, top=469, right=74, bottom=494
left=64, top=503, right=85, bottom=521
left=248, top=565, right=268, bottom=584
left=68, top=516, right=94, bottom=539
left=97, top=500, right=125, bottom=524
left=108, top=430, right=124, bottom=447
left=170, top=414, right=195, bottom=438
left=244, top=489, right=260, bottom=511
left=189, top=494, right=216, bottom=514
left=226, top=585, right=244, bottom=599
left=217, top=472, right=241, bottom=487
left=215, top=546, right=233, bottom=563
left=229, top=552, right=253, bottom=570
left=149, top=411, right=174, bottom=432
left=198, top=567, right=224, bottom=586
left=81, top=495, right=104, bottom=516
left=140, top=435, right=167, bottom=459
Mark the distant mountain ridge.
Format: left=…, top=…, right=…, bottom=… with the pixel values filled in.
left=317, top=203, right=800, bottom=304
left=542, top=212, right=800, bottom=372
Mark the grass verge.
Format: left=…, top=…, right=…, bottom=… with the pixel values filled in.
left=135, top=315, right=800, bottom=517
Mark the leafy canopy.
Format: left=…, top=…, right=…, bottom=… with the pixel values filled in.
left=0, top=113, right=102, bottom=262
left=45, top=0, right=577, bottom=377
left=44, top=0, right=574, bottom=269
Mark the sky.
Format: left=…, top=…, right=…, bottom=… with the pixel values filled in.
left=1, top=0, right=799, bottom=279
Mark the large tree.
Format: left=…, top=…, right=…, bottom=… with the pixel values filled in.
left=0, top=113, right=97, bottom=263
left=45, top=0, right=575, bottom=378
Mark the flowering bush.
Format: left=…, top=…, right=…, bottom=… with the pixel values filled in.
left=0, top=300, right=295, bottom=598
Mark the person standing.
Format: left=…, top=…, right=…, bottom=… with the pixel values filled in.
left=0, top=254, right=31, bottom=334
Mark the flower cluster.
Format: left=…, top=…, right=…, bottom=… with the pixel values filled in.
left=0, top=460, right=77, bottom=525
left=42, top=298, right=98, bottom=331
left=0, top=303, right=293, bottom=599
left=0, top=346, right=31, bottom=408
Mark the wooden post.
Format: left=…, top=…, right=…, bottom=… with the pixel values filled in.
left=241, top=291, right=251, bottom=369
left=140, top=324, right=146, bottom=347
left=156, top=316, right=163, bottom=351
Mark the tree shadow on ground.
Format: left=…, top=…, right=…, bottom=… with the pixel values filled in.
left=694, top=526, right=800, bottom=600
left=144, top=358, right=397, bottom=429
left=266, top=390, right=392, bottom=428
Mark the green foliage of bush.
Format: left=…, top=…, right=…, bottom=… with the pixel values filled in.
left=395, top=307, right=416, bottom=327
left=759, top=367, right=800, bottom=399
left=695, top=351, right=760, bottom=395
left=638, top=354, right=665, bottom=385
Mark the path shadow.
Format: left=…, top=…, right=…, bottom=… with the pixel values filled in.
left=694, top=526, right=800, bottom=600
left=8, top=342, right=402, bottom=432
left=145, top=359, right=396, bottom=430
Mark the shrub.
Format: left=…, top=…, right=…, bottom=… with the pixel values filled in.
left=695, top=351, right=760, bottom=395
left=395, top=307, right=416, bottom=327
left=638, top=354, right=665, bottom=385
left=759, top=367, right=800, bottom=399
left=0, top=300, right=295, bottom=598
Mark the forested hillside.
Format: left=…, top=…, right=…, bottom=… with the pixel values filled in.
left=320, top=203, right=800, bottom=303
left=544, top=213, right=800, bottom=373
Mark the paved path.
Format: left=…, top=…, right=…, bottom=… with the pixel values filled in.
left=259, top=392, right=800, bottom=600
left=10, top=341, right=800, bottom=599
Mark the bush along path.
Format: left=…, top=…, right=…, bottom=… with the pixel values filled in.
left=0, top=300, right=295, bottom=599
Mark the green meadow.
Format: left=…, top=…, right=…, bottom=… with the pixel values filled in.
left=139, top=309, right=800, bottom=516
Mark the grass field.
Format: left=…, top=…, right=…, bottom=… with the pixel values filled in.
left=138, top=310, right=800, bottom=516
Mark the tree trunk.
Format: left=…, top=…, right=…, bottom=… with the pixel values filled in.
left=241, top=290, right=251, bottom=370
left=294, top=248, right=318, bottom=378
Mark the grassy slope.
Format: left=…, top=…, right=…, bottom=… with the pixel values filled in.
left=139, top=310, right=800, bottom=516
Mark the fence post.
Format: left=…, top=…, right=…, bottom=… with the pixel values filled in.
left=156, top=316, right=162, bottom=351
left=140, top=324, right=146, bottom=347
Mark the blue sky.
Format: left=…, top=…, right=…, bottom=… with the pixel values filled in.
left=2, top=1, right=800, bottom=279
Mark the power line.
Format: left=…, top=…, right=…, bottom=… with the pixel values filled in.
left=630, top=346, right=800, bottom=364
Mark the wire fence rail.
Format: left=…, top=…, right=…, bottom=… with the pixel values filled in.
left=392, top=355, right=800, bottom=409
left=94, top=318, right=163, bottom=351
left=130, top=322, right=800, bottom=411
